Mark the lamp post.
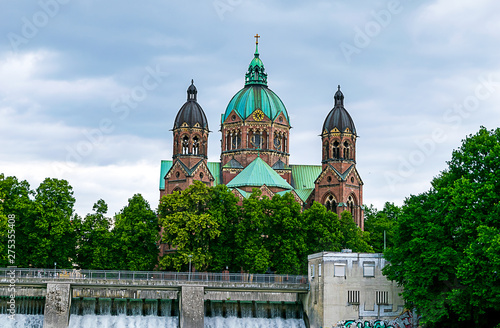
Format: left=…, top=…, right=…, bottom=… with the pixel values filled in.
left=54, top=262, right=57, bottom=279
left=188, top=255, right=193, bottom=281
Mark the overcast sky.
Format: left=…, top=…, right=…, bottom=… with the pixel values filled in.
left=1, top=0, right=499, bottom=217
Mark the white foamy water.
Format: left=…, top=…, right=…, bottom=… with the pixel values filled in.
left=68, top=314, right=179, bottom=328
left=1, top=313, right=307, bottom=328
left=204, top=316, right=306, bottom=328
left=0, top=314, right=43, bottom=328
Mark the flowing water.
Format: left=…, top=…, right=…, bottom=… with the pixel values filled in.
left=204, top=301, right=306, bottom=328
left=0, top=297, right=44, bottom=328
left=68, top=298, right=179, bottom=328
left=1, top=297, right=306, bottom=328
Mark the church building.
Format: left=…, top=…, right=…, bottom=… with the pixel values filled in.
left=159, top=36, right=364, bottom=229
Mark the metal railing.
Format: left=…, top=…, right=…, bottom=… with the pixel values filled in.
left=0, top=268, right=308, bottom=286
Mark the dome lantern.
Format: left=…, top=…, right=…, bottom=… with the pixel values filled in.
left=245, top=34, right=268, bottom=86
left=334, top=85, right=344, bottom=107
left=187, top=79, right=197, bottom=101
left=173, top=80, right=208, bottom=130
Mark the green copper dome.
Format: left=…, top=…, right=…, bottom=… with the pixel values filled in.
left=222, top=38, right=289, bottom=123
left=222, top=85, right=289, bottom=123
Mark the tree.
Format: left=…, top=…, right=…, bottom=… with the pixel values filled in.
left=74, top=199, right=114, bottom=269
left=302, top=201, right=342, bottom=256
left=29, top=178, right=76, bottom=268
left=235, top=190, right=272, bottom=273
left=383, top=127, right=500, bottom=327
left=265, top=192, right=306, bottom=274
left=206, top=184, right=240, bottom=272
left=339, top=210, right=373, bottom=253
left=0, top=174, right=33, bottom=267
left=113, top=194, right=159, bottom=271
left=364, top=202, right=400, bottom=252
left=158, top=182, right=237, bottom=271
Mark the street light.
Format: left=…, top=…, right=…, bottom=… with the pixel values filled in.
left=188, top=255, right=193, bottom=281
left=54, top=262, right=57, bottom=279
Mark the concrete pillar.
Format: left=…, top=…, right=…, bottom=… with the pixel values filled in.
left=43, top=283, right=72, bottom=328
left=179, top=286, right=204, bottom=328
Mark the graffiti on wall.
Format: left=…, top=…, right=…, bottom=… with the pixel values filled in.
left=338, top=309, right=419, bottom=328
left=391, top=309, right=417, bottom=328
left=342, top=320, right=394, bottom=328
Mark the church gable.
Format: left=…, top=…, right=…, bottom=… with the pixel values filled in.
left=349, top=166, right=364, bottom=185
left=315, top=165, right=343, bottom=186
left=259, top=184, right=275, bottom=199
left=191, top=161, right=215, bottom=182
left=222, top=109, right=243, bottom=124
left=165, top=160, right=191, bottom=180
left=273, top=112, right=289, bottom=126
left=248, top=109, right=269, bottom=123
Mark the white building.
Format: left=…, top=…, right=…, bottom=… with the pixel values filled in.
left=303, top=251, right=406, bottom=328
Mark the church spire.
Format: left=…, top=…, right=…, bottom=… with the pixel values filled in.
left=187, top=79, right=197, bottom=101
left=245, top=34, right=268, bottom=86
left=334, top=85, right=344, bottom=106
left=254, top=33, right=260, bottom=56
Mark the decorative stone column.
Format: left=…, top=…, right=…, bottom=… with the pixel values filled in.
left=179, top=286, right=204, bottom=328
left=43, top=283, right=72, bottom=328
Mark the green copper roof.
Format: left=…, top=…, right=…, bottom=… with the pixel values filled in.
left=222, top=85, right=289, bottom=123
left=222, top=41, right=289, bottom=123
left=226, top=156, right=293, bottom=190
left=290, top=165, right=322, bottom=189
left=159, top=160, right=173, bottom=190
left=293, top=188, right=315, bottom=202
left=207, top=162, right=221, bottom=185
left=245, top=42, right=268, bottom=86
left=159, top=160, right=221, bottom=190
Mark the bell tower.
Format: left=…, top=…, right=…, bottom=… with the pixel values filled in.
left=161, top=80, right=214, bottom=196
left=315, top=86, right=364, bottom=229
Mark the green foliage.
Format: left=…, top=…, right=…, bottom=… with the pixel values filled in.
left=339, top=210, right=373, bottom=252
left=235, top=190, right=272, bottom=273
left=159, top=183, right=372, bottom=275
left=302, top=202, right=342, bottom=255
left=236, top=191, right=307, bottom=274
left=113, top=194, right=159, bottom=271
left=364, top=202, right=400, bottom=252
left=74, top=199, right=114, bottom=269
left=265, top=193, right=306, bottom=274
left=0, top=174, right=33, bottom=267
left=207, top=185, right=240, bottom=272
left=29, top=178, right=76, bottom=268
left=158, top=182, right=233, bottom=271
left=383, top=127, right=500, bottom=327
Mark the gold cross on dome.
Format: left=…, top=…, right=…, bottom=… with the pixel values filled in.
left=254, top=34, right=260, bottom=44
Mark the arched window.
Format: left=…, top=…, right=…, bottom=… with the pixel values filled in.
left=274, top=134, right=282, bottom=151
left=232, top=131, right=241, bottom=149
left=347, top=195, right=356, bottom=220
left=325, top=195, right=337, bottom=213
left=333, top=141, right=340, bottom=159
left=324, top=141, right=329, bottom=160
left=182, top=136, right=189, bottom=154
left=250, top=132, right=261, bottom=149
left=343, top=141, right=351, bottom=159
left=193, top=136, right=199, bottom=155
left=173, top=187, right=182, bottom=193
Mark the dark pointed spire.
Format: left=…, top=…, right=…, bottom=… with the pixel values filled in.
left=334, top=85, right=344, bottom=106
left=187, top=79, right=197, bottom=101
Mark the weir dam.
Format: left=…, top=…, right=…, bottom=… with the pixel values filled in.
left=0, top=267, right=309, bottom=328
